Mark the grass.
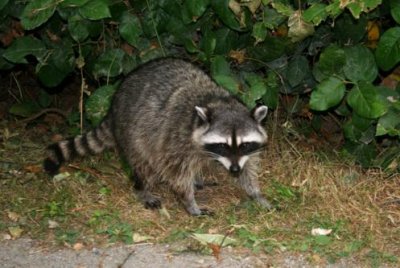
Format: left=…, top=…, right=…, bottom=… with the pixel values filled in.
left=0, top=119, right=399, bottom=266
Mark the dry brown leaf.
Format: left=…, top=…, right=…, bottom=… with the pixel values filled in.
left=7, top=211, right=20, bottom=222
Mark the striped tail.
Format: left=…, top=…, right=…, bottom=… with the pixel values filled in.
left=43, top=118, right=115, bottom=174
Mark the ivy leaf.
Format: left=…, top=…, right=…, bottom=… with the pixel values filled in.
left=119, top=12, right=143, bottom=47
left=347, top=81, right=388, bottom=119
left=85, top=84, right=118, bottom=125
left=79, top=0, right=111, bottom=20
left=211, top=0, right=241, bottom=31
left=271, top=2, right=294, bottom=17
left=252, top=22, right=267, bottom=44
left=318, top=45, right=345, bottom=77
left=310, top=77, right=345, bottom=111
left=68, top=15, right=89, bottom=42
left=390, top=0, right=400, bottom=24
left=302, top=3, right=328, bottom=26
left=287, top=55, right=309, bottom=87
left=0, top=48, right=14, bottom=70
left=211, top=55, right=231, bottom=77
left=93, top=49, right=125, bottom=79
left=263, top=6, right=286, bottom=29
left=9, top=101, right=41, bottom=117
left=199, top=28, right=216, bottom=58
left=21, top=0, right=58, bottom=30
left=288, top=11, right=314, bottom=42
left=36, top=43, right=75, bottom=87
left=376, top=108, right=400, bottom=137
left=213, top=74, right=240, bottom=94
left=344, top=45, right=378, bottom=83
left=60, top=0, right=90, bottom=7
left=243, top=72, right=267, bottom=105
left=0, top=0, right=9, bottom=10
left=3, top=36, right=46, bottom=64
left=375, top=27, right=400, bottom=71
left=184, top=0, right=210, bottom=20
left=262, top=71, right=279, bottom=109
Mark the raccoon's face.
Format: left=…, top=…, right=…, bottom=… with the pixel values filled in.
left=193, top=104, right=268, bottom=176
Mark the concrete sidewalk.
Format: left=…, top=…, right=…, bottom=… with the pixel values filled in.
left=0, top=239, right=363, bottom=268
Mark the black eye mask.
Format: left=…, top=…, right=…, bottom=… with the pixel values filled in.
left=204, top=142, right=262, bottom=157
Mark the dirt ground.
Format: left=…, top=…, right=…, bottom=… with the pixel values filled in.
left=1, top=238, right=371, bottom=268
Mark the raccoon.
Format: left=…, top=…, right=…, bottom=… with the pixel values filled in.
left=44, top=58, right=272, bottom=215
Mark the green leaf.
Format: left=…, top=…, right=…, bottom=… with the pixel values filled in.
left=310, top=77, right=345, bottom=111
left=262, top=71, right=279, bottom=109
left=288, top=11, right=314, bottom=42
left=248, top=37, right=287, bottom=62
left=60, top=0, right=90, bottom=7
left=390, top=0, right=400, bottom=24
left=38, top=90, right=51, bottom=108
left=213, top=74, right=240, bottom=94
left=287, top=56, right=309, bottom=87
left=326, top=1, right=342, bottom=18
left=93, top=49, right=126, bottom=79
left=3, top=36, right=46, bottom=64
left=242, top=73, right=267, bottom=107
left=119, top=12, right=143, bottom=47
left=252, top=22, right=267, bottom=44
left=344, top=142, right=377, bottom=168
left=333, top=13, right=367, bottom=45
left=9, top=101, right=41, bottom=117
left=376, top=108, right=400, bottom=137
left=0, top=48, right=14, bottom=70
left=263, top=6, right=286, bottom=29
left=344, top=45, right=377, bottom=83
left=85, top=84, right=118, bottom=125
left=37, top=43, right=75, bottom=87
left=302, top=3, right=328, bottom=26
left=347, top=81, right=388, bottom=119
left=271, top=2, right=293, bottom=17
left=184, top=0, right=210, bottom=20
left=79, top=0, right=111, bottom=20
left=211, top=0, right=241, bottom=31
left=199, top=29, right=216, bottom=58
left=376, top=27, right=400, bottom=71
left=68, top=15, right=89, bottom=42
left=346, top=2, right=363, bottom=19
left=20, top=0, right=58, bottom=30
left=345, top=0, right=382, bottom=19
left=211, top=55, right=231, bottom=77
left=318, top=45, right=345, bottom=77
left=313, top=235, right=332, bottom=246
left=0, top=0, right=9, bottom=10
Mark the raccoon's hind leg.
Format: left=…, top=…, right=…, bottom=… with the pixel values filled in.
left=131, top=170, right=162, bottom=209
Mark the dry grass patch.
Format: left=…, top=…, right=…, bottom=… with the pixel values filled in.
left=0, top=122, right=399, bottom=265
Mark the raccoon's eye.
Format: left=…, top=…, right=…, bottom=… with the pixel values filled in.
left=204, top=143, right=230, bottom=156
left=239, top=142, right=260, bottom=155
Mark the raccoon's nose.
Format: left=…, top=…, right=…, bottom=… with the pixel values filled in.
left=229, top=164, right=240, bottom=176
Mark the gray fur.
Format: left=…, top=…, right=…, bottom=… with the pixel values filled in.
left=44, top=58, right=272, bottom=215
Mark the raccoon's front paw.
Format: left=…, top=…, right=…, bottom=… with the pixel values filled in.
left=199, top=208, right=215, bottom=216
left=144, top=198, right=162, bottom=209
left=256, top=197, right=274, bottom=210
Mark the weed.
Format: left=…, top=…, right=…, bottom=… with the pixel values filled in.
left=103, top=223, right=133, bottom=244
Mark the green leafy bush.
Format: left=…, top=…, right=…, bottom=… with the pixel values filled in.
left=0, top=0, right=399, bottom=171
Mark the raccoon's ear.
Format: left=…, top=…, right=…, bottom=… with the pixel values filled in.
left=252, top=105, right=268, bottom=123
left=195, top=106, right=210, bottom=123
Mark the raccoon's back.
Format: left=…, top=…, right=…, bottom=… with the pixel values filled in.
left=110, top=59, right=229, bottom=165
